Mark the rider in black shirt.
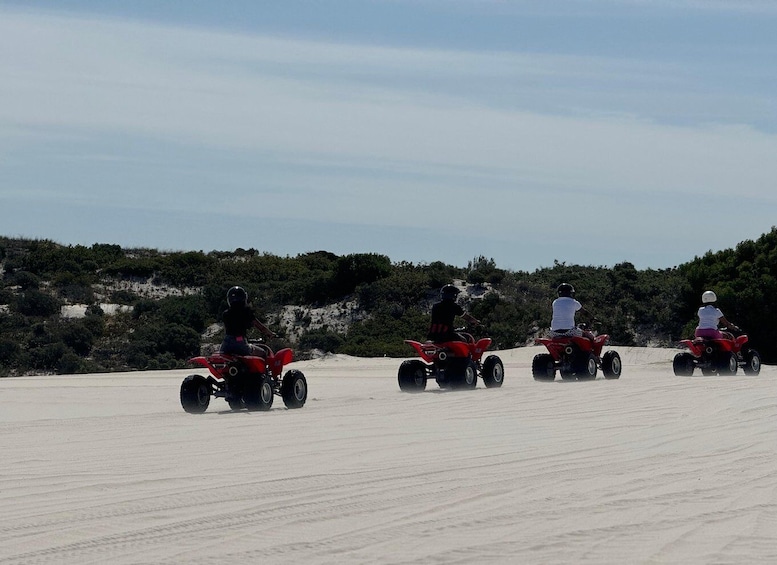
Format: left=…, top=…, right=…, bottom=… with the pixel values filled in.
left=427, top=284, right=479, bottom=342
left=220, top=286, right=277, bottom=357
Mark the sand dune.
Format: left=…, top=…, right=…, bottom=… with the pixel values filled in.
left=1, top=346, right=775, bottom=564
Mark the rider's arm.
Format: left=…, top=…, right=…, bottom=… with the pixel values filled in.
left=253, top=318, right=278, bottom=338
left=462, top=312, right=480, bottom=326
left=579, top=306, right=596, bottom=321
left=719, top=316, right=740, bottom=332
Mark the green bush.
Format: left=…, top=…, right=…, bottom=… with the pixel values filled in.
left=11, top=270, right=41, bottom=290
left=0, top=338, right=20, bottom=367
left=16, top=289, right=61, bottom=317
left=4, top=228, right=777, bottom=370
left=57, top=351, right=83, bottom=374
left=58, top=320, right=96, bottom=356
left=299, top=329, right=345, bottom=353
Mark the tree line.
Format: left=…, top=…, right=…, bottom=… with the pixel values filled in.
left=1, top=228, right=775, bottom=375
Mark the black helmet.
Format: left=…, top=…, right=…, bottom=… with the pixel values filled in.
left=557, top=283, right=575, bottom=298
left=226, top=286, right=248, bottom=307
left=440, top=284, right=460, bottom=301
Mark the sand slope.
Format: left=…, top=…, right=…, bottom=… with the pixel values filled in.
left=1, top=346, right=776, bottom=564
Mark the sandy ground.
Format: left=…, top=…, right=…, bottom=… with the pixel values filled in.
left=1, top=346, right=776, bottom=564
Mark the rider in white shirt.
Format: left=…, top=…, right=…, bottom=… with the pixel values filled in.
left=694, top=290, right=740, bottom=340
left=550, top=283, right=595, bottom=341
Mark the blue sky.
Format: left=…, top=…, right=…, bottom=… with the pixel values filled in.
left=1, top=1, right=776, bottom=271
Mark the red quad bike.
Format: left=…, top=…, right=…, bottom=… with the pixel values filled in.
left=673, top=334, right=761, bottom=376
left=180, top=343, right=307, bottom=413
left=532, top=325, right=622, bottom=381
left=397, top=329, right=504, bottom=392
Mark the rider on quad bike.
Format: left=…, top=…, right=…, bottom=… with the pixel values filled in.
left=397, top=284, right=504, bottom=391
left=427, top=284, right=480, bottom=343
left=694, top=290, right=740, bottom=341
left=550, top=283, right=596, bottom=341
left=179, top=286, right=308, bottom=413
left=672, top=290, right=761, bottom=376
left=532, top=283, right=622, bottom=381
left=220, top=286, right=277, bottom=357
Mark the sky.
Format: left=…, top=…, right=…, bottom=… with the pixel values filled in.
left=1, top=0, right=776, bottom=272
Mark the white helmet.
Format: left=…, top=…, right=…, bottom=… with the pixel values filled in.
left=702, top=290, right=717, bottom=304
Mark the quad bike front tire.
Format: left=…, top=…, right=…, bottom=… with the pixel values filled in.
left=482, top=355, right=504, bottom=388
left=281, top=370, right=308, bottom=408
left=601, top=350, right=622, bottom=379
left=672, top=353, right=695, bottom=376
left=576, top=353, right=598, bottom=380
left=743, top=349, right=761, bottom=375
left=448, top=358, right=478, bottom=390
left=244, top=375, right=274, bottom=411
left=180, top=374, right=211, bottom=414
left=559, top=367, right=576, bottom=381
left=532, top=353, right=555, bottom=381
left=227, top=397, right=244, bottom=411
left=398, top=360, right=428, bottom=392
left=717, top=351, right=738, bottom=376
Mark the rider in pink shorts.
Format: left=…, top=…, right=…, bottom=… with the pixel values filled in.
left=694, top=290, right=740, bottom=340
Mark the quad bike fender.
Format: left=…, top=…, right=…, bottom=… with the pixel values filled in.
left=535, top=337, right=565, bottom=360
left=240, top=355, right=268, bottom=373
left=441, top=341, right=472, bottom=359
left=680, top=337, right=741, bottom=358
left=471, top=338, right=492, bottom=361
left=188, top=355, right=211, bottom=369
left=268, top=348, right=293, bottom=376
left=678, top=339, right=704, bottom=357
left=536, top=336, right=594, bottom=360
left=592, top=334, right=609, bottom=357
left=404, top=340, right=439, bottom=364
left=570, top=336, right=595, bottom=353
left=545, top=336, right=595, bottom=350
left=188, top=355, right=229, bottom=379
left=188, top=353, right=267, bottom=378
left=404, top=339, right=471, bottom=362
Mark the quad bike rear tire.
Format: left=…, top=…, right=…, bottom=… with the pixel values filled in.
left=281, top=370, right=308, bottom=408
left=398, top=360, right=428, bottom=392
left=482, top=355, right=504, bottom=388
left=672, top=353, right=695, bottom=376
left=601, top=350, right=622, bottom=379
left=180, top=374, right=211, bottom=414
left=532, top=353, right=555, bottom=381
left=244, top=375, right=274, bottom=411
left=743, top=349, right=761, bottom=375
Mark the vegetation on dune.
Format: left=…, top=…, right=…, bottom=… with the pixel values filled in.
left=1, top=228, right=776, bottom=376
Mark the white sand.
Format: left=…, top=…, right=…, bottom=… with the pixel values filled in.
left=1, top=346, right=776, bottom=564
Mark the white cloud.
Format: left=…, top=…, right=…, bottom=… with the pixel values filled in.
left=1, top=7, right=776, bottom=268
